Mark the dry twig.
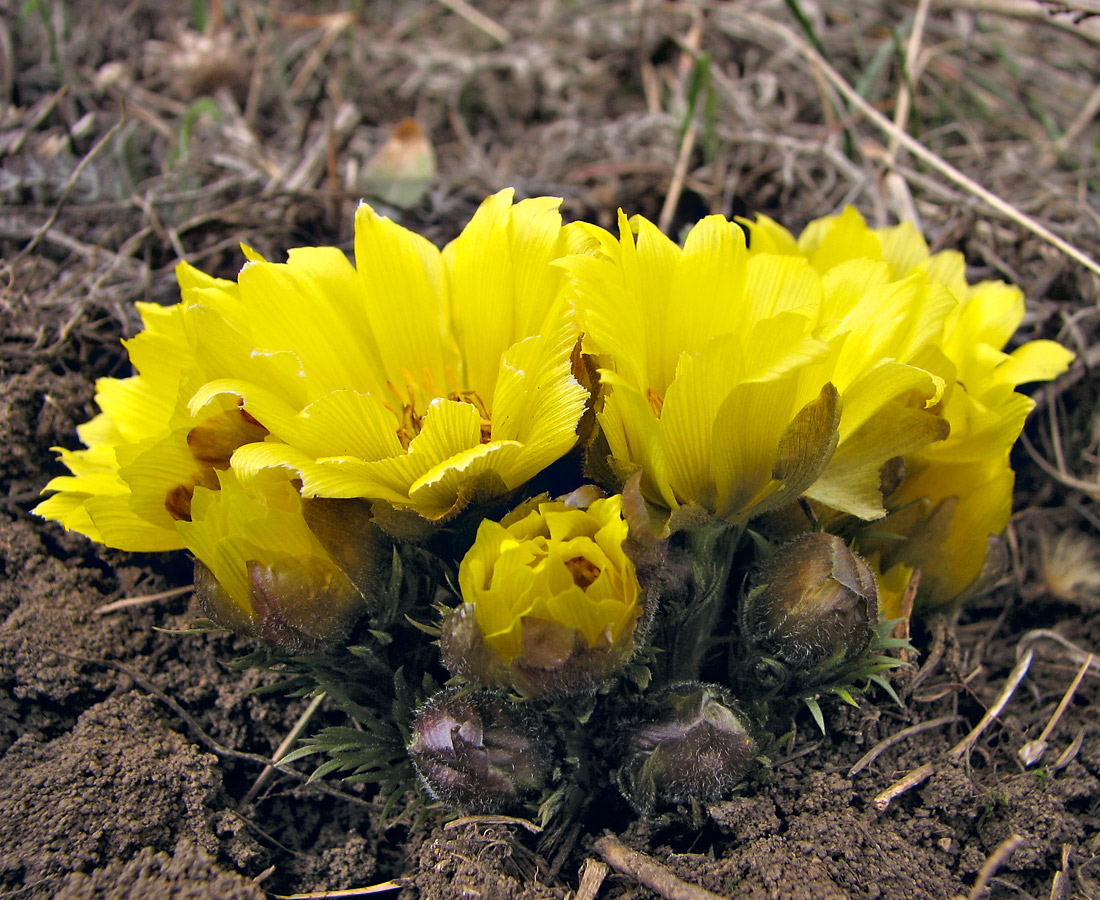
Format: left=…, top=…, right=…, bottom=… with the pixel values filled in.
left=849, top=715, right=963, bottom=777
left=873, top=762, right=935, bottom=812
left=576, top=858, right=610, bottom=900
left=594, top=835, right=726, bottom=900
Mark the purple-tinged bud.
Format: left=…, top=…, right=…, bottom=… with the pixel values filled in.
left=618, top=683, right=756, bottom=815
left=408, top=691, right=550, bottom=813
left=742, top=533, right=877, bottom=689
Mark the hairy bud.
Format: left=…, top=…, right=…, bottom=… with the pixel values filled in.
left=408, top=691, right=551, bottom=813
left=618, top=683, right=756, bottom=815
left=742, top=533, right=878, bottom=691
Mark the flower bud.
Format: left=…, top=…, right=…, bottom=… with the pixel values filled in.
left=742, top=533, right=877, bottom=690
left=618, top=683, right=756, bottom=815
left=408, top=690, right=550, bottom=813
left=180, top=468, right=374, bottom=650
left=441, top=494, right=644, bottom=697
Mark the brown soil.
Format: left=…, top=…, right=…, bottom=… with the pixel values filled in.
left=3, top=2, right=1100, bottom=899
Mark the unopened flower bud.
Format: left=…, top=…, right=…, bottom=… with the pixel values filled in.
left=618, top=683, right=756, bottom=815
left=181, top=468, right=374, bottom=650
left=408, top=691, right=550, bottom=813
left=441, top=494, right=644, bottom=696
left=742, top=533, right=877, bottom=690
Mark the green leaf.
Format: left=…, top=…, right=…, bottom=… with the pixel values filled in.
left=804, top=697, right=826, bottom=734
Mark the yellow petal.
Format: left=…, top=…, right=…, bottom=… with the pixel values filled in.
left=798, top=206, right=882, bottom=273
left=742, top=254, right=823, bottom=325
left=993, top=340, right=1075, bottom=387
left=875, top=220, right=930, bottom=278
left=741, top=214, right=800, bottom=256
left=806, top=402, right=949, bottom=519
left=596, top=371, right=677, bottom=509
left=444, top=190, right=567, bottom=398
left=354, top=202, right=453, bottom=390
left=666, top=215, right=749, bottom=358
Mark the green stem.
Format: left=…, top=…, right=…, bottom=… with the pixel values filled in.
left=668, top=523, right=744, bottom=684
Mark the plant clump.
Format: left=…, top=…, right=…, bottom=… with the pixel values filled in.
left=36, top=189, right=1073, bottom=823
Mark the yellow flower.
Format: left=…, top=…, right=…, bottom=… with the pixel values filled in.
left=563, top=210, right=948, bottom=527
left=745, top=207, right=1073, bottom=610
left=34, top=290, right=269, bottom=551
left=745, top=206, right=1073, bottom=402
left=192, top=188, right=590, bottom=523
left=441, top=494, right=644, bottom=696
left=37, top=189, right=590, bottom=548
left=179, top=467, right=373, bottom=648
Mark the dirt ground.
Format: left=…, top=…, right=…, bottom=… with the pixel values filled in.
left=3, top=1, right=1100, bottom=898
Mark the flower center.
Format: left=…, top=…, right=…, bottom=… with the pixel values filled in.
left=647, top=388, right=665, bottom=418
left=385, top=376, right=493, bottom=450
left=564, top=555, right=601, bottom=590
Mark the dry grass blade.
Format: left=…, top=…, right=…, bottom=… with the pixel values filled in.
left=435, top=0, right=510, bottom=44
left=658, top=120, right=697, bottom=235
left=1019, top=629, right=1100, bottom=669
left=888, top=0, right=932, bottom=163
left=874, top=647, right=1036, bottom=810
left=848, top=715, right=963, bottom=777
left=14, top=114, right=127, bottom=263
left=94, top=585, right=193, bottom=615
left=268, top=881, right=406, bottom=899
left=1018, top=653, right=1094, bottom=766
left=238, top=692, right=327, bottom=810
left=931, top=0, right=1100, bottom=45
left=1052, top=727, right=1087, bottom=771
left=727, top=10, right=1100, bottom=279
left=1049, top=845, right=1072, bottom=900
left=949, top=647, right=1034, bottom=760
left=1019, top=432, right=1099, bottom=497
left=956, top=834, right=1025, bottom=900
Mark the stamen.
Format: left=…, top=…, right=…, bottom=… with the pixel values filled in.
left=385, top=378, right=494, bottom=448
left=565, top=556, right=601, bottom=590
left=647, top=388, right=665, bottom=417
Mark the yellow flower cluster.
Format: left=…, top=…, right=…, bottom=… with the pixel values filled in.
left=565, top=206, right=1072, bottom=611
left=37, top=190, right=589, bottom=639
left=36, top=193, right=1071, bottom=653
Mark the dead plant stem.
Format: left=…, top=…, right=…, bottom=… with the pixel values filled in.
left=729, top=10, right=1100, bottom=279
left=594, top=835, right=727, bottom=900
left=15, top=114, right=127, bottom=264
left=239, top=692, right=327, bottom=809
left=949, top=647, right=1034, bottom=760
